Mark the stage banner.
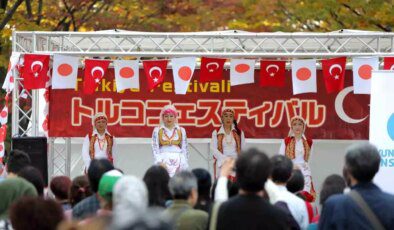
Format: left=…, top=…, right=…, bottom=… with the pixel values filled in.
left=370, top=70, right=394, bottom=194
left=49, top=69, right=369, bottom=139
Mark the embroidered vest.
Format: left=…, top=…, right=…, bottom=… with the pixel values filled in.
left=158, top=128, right=182, bottom=148
left=284, top=136, right=313, bottom=162
left=89, top=132, right=114, bottom=163
left=217, top=129, right=241, bottom=155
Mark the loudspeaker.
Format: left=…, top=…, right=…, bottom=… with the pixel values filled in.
left=12, top=136, right=48, bottom=186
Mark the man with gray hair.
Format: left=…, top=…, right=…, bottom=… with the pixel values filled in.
left=319, top=142, right=394, bottom=229
left=162, top=171, right=208, bottom=230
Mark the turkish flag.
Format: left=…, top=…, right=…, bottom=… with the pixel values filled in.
left=22, top=54, right=50, bottom=90
left=143, top=60, right=168, bottom=91
left=259, top=60, right=286, bottom=87
left=200, top=57, right=226, bottom=82
left=321, top=57, right=347, bottom=94
left=83, top=59, right=110, bottom=94
left=383, top=57, right=394, bottom=70
left=0, top=124, right=6, bottom=142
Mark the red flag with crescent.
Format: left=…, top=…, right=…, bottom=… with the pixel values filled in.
left=383, top=57, right=394, bottom=71
left=83, top=59, right=111, bottom=95
left=321, top=57, right=347, bottom=94
left=259, top=60, right=286, bottom=87
left=199, top=57, right=226, bottom=82
left=143, top=60, right=168, bottom=91
left=22, top=54, right=50, bottom=90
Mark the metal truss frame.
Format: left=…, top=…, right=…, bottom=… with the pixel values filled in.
left=11, top=30, right=394, bottom=178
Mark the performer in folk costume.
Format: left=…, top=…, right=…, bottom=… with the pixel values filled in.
left=210, top=108, right=245, bottom=181
left=82, top=113, right=116, bottom=170
left=152, top=105, right=189, bottom=177
left=279, top=116, right=316, bottom=201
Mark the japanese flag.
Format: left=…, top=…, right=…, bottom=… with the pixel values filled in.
left=114, top=60, right=139, bottom=92
left=2, top=52, right=20, bottom=92
left=52, top=54, right=79, bottom=89
left=352, top=57, right=379, bottom=94
left=0, top=105, right=8, bottom=125
left=291, top=59, right=317, bottom=95
left=230, top=59, right=255, bottom=86
left=172, top=57, right=196, bottom=94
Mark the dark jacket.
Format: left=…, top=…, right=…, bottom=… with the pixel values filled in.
left=319, top=182, right=394, bottom=230
left=215, top=194, right=289, bottom=230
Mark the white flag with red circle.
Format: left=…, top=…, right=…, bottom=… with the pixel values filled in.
left=2, top=52, right=20, bottom=92
left=291, top=59, right=317, bottom=95
left=0, top=142, right=4, bottom=158
left=52, top=54, right=79, bottom=89
left=0, top=105, right=8, bottom=125
left=352, top=57, right=379, bottom=94
left=172, top=57, right=196, bottom=94
left=230, top=59, right=255, bottom=86
left=114, top=60, right=139, bottom=92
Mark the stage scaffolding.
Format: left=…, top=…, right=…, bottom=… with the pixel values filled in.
left=11, top=29, right=394, bottom=178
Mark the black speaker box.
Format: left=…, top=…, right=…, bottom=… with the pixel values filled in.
left=12, top=136, right=48, bottom=186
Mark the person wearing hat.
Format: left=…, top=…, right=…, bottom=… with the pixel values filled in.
left=82, top=113, right=117, bottom=170
left=279, top=116, right=316, bottom=201
left=210, top=107, right=245, bottom=181
left=152, top=105, right=189, bottom=177
left=97, top=169, right=123, bottom=215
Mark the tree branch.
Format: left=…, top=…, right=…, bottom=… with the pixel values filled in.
left=0, top=0, right=8, bottom=11
left=25, top=0, right=32, bottom=19
left=0, top=0, right=23, bottom=30
left=36, top=0, right=43, bottom=25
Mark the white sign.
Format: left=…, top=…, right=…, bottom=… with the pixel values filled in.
left=370, top=70, right=394, bottom=194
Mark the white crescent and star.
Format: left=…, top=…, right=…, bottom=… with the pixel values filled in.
left=31, top=61, right=43, bottom=77
left=91, top=66, right=104, bottom=83
left=390, top=65, right=394, bottom=71
left=266, top=64, right=279, bottom=77
left=206, top=62, right=219, bottom=72
left=329, top=64, right=342, bottom=80
left=335, top=86, right=368, bottom=123
left=149, top=66, right=162, bottom=83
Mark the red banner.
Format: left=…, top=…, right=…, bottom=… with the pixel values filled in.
left=49, top=69, right=369, bottom=139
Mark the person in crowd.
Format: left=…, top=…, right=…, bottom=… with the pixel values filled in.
left=319, top=143, right=394, bottom=230
left=112, top=175, right=148, bottom=229
left=307, top=174, right=346, bottom=229
left=4, top=149, right=31, bottom=178
left=270, top=155, right=309, bottom=230
left=9, top=197, right=64, bottom=230
left=143, top=165, right=172, bottom=208
left=212, top=148, right=288, bottom=230
left=69, top=175, right=92, bottom=208
left=72, top=159, right=114, bottom=220
left=210, top=107, right=245, bottom=181
left=0, top=177, right=37, bottom=220
left=97, top=169, right=123, bottom=215
left=286, top=169, right=317, bottom=225
left=50, top=176, right=72, bottom=210
left=162, top=171, right=208, bottom=230
left=18, top=166, right=45, bottom=197
left=152, top=105, right=189, bottom=177
left=279, top=116, right=316, bottom=201
left=191, top=168, right=212, bottom=212
left=82, top=112, right=117, bottom=171
left=286, top=169, right=304, bottom=194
